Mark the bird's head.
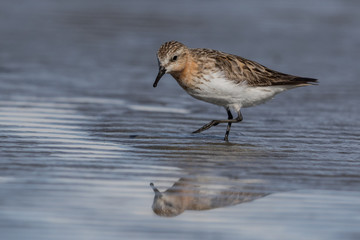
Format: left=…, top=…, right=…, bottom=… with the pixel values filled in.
left=153, top=41, right=189, bottom=88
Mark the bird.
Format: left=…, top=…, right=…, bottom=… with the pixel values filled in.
left=153, top=41, right=317, bottom=141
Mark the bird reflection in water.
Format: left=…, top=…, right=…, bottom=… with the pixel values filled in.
left=150, top=176, right=269, bottom=217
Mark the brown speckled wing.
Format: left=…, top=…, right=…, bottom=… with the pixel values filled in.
left=194, top=48, right=317, bottom=87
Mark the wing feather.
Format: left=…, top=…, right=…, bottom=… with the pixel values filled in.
left=195, top=48, right=317, bottom=87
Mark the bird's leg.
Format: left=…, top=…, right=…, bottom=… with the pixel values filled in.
left=193, top=109, right=243, bottom=140
left=224, top=108, right=233, bottom=142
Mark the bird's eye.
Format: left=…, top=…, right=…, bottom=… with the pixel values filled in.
left=165, top=202, right=174, bottom=208
left=172, top=55, right=178, bottom=61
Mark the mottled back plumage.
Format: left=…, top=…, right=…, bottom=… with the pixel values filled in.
left=189, top=48, right=317, bottom=87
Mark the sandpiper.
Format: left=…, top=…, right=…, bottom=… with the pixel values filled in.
left=153, top=41, right=317, bottom=141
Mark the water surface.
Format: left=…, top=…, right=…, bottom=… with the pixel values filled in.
left=0, top=0, right=359, bottom=239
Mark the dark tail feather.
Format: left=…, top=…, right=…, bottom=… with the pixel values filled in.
left=291, top=77, right=318, bottom=85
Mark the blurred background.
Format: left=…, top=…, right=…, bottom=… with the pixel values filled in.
left=0, top=0, right=359, bottom=239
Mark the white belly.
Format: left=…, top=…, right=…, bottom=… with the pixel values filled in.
left=186, top=74, right=293, bottom=111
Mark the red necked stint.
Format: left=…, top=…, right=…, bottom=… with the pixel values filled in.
left=153, top=41, right=317, bottom=141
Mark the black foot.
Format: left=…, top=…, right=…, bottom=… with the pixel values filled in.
left=192, top=120, right=220, bottom=134
left=192, top=110, right=243, bottom=141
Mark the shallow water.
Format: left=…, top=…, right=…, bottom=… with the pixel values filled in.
left=1, top=0, right=360, bottom=239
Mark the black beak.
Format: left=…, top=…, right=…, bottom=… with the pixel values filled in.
left=150, top=182, right=162, bottom=197
left=153, top=66, right=166, bottom=88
